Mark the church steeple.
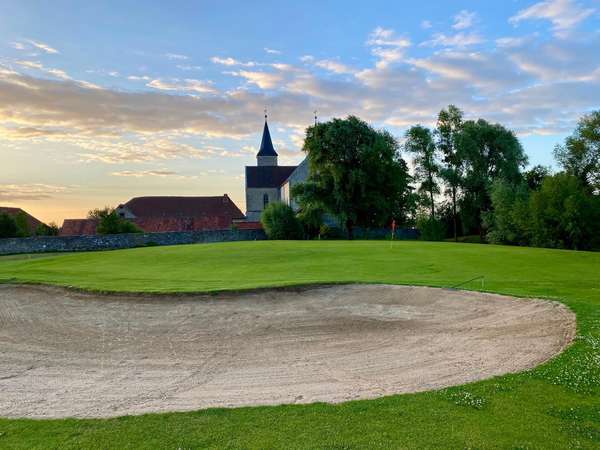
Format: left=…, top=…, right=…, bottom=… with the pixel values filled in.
left=257, top=112, right=278, bottom=166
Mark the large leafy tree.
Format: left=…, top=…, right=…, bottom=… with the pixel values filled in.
left=404, top=125, right=439, bottom=219
left=529, top=173, right=600, bottom=250
left=554, top=110, right=600, bottom=193
left=525, top=165, right=550, bottom=191
left=457, top=119, right=527, bottom=239
left=485, top=179, right=531, bottom=246
left=436, top=105, right=464, bottom=241
left=292, top=116, right=412, bottom=238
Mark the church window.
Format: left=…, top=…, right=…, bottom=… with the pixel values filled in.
left=263, top=193, right=269, bottom=208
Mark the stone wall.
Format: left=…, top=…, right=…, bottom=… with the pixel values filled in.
left=0, top=229, right=266, bottom=255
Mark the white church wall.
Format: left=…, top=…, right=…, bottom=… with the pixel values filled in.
left=246, top=187, right=280, bottom=221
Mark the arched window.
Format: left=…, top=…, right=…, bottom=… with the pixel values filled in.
left=263, top=193, right=269, bottom=208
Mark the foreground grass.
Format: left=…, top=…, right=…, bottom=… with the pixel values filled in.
left=0, top=240, right=599, bottom=449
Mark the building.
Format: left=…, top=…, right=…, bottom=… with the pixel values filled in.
left=60, top=218, right=98, bottom=236
left=0, top=207, right=45, bottom=234
left=60, top=195, right=245, bottom=236
left=115, top=195, right=244, bottom=232
left=244, top=118, right=308, bottom=221
left=59, top=118, right=310, bottom=236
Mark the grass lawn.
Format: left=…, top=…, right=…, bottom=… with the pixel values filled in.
left=0, top=240, right=599, bottom=449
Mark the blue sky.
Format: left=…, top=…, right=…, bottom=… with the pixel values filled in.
left=1, top=0, right=599, bottom=223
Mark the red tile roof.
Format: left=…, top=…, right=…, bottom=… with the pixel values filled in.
left=0, top=207, right=44, bottom=234
left=122, top=195, right=244, bottom=220
left=60, top=219, right=98, bottom=236
left=60, top=195, right=246, bottom=236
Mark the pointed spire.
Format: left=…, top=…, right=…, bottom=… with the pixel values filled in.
left=257, top=115, right=277, bottom=157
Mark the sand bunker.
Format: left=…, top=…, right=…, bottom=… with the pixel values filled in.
left=0, top=283, right=574, bottom=419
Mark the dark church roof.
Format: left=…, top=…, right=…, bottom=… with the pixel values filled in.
left=257, top=121, right=278, bottom=157
left=121, top=195, right=244, bottom=219
left=245, top=166, right=297, bottom=188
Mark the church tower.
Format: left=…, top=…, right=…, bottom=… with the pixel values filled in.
left=256, top=118, right=278, bottom=166
left=244, top=113, right=301, bottom=221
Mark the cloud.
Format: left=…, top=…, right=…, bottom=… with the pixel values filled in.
left=370, top=47, right=405, bottom=68
left=264, top=47, right=282, bottom=54
left=26, top=39, right=59, bottom=54
left=12, top=60, right=102, bottom=88
left=164, top=53, right=189, bottom=60
left=127, top=75, right=151, bottom=81
left=315, top=59, right=356, bottom=74
left=110, top=169, right=196, bottom=179
left=495, top=36, right=532, bottom=48
left=1, top=21, right=600, bottom=156
left=366, top=27, right=412, bottom=68
left=146, top=78, right=217, bottom=94
left=453, top=10, right=477, bottom=30
left=15, top=60, right=70, bottom=80
left=509, top=0, right=595, bottom=35
left=367, top=27, right=412, bottom=48
left=11, top=42, right=26, bottom=50
left=176, top=64, right=202, bottom=71
left=211, top=56, right=257, bottom=67
left=77, top=139, right=216, bottom=164
left=420, top=32, right=484, bottom=48
left=421, top=20, right=432, bottom=29
left=229, top=70, right=284, bottom=89
left=300, top=55, right=314, bottom=63
left=0, top=183, right=68, bottom=201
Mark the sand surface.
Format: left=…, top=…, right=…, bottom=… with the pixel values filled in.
left=0, top=283, right=575, bottom=419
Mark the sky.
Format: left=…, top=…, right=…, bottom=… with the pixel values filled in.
left=1, top=0, right=599, bottom=224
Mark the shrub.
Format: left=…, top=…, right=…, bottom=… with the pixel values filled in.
left=88, top=207, right=142, bottom=235
left=260, top=202, right=303, bottom=240
left=318, top=224, right=344, bottom=240
left=35, top=222, right=59, bottom=236
left=529, top=173, right=600, bottom=250
left=14, top=211, right=31, bottom=237
left=297, top=204, right=324, bottom=239
left=0, top=213, right=18, bottom=238
left=416, top=215, right=446, bottom=241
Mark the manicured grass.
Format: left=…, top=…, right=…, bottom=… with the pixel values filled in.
left=0, top=240, right=599, bottom=449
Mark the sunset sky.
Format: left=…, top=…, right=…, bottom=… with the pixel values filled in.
left=1, top=0, right=599, bottom=224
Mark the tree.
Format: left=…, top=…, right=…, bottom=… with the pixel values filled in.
left=405, top=125, right=439, bottom=219
left=14, top=211, right=31, bottom=237
left=0, top=213, right=18, bottom=238
left=88, top=207, right=141, bottom=235
left=292, top=116, right=412, bottom=238
left=525, top=165, right=550, bottom=191
left=485, top=180, right=531, bottom=246
left=457, top=119, right=527, bottom=240
left=260, top=202, right=303, bottom=240
left=554, top=111, right=600, bottom=193
left=436, top=105, right=464, bottom=241
left=529, top=173, right=600, bottom=250
left=36, top=222, right=59, bottom=236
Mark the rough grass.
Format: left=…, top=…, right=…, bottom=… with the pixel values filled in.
left=0, top=240, right=599, bottom=449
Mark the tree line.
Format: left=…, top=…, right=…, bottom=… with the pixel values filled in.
left=0, top=212, right=58, bottom=238
left=264, top=107, right=599, bottom=251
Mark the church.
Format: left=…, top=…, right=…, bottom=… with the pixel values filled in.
left=244, top=117, right=308, bottom=221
